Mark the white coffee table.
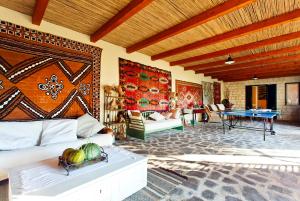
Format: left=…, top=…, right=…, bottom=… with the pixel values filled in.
left=10, top=147, right=147, bottom=201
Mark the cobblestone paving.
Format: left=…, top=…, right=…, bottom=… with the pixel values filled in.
left=116, top=122, right=300, bottom=201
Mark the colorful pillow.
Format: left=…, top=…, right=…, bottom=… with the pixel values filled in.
left=128, top=110, right=145, bottom=122
left=170, top=108, right=181, bottom=119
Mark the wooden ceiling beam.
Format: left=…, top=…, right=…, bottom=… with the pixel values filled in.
left=91, top=0, right=154, bottom=42
left=126, top=0, right=254, bottom=53
left=184, top=45, right=300, bottom=71
left=170, top=31, right=300, bottom=66
left=32, top=0, right=49, bottom=25
left=221, top=70, right=300, bottom=82
left=152, top=8, right=300, bottom=61
left=212, top=63, right=300, bottom=79
left=198, top=54, right=300, bottom=75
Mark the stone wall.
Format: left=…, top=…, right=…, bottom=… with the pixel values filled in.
left=224, top=76, right=300, bottom=122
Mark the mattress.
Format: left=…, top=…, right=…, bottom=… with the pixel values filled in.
left=0, top=134, right=114, bottom=170
left=144, top=118, right=182, bottom=132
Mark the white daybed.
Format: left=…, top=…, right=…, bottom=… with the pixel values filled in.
left=0, top=115, right=147, bottom=201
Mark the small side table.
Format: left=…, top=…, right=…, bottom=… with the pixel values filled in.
left=0, top=170, right=9, bottom=201
left=192, top=108, right=206, bottom=127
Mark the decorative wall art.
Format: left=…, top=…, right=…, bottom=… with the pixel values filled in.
left=0, top=20, right=102, bottom=120
left=202, top=81, right=214, bottom=105
left=175, top=80, right=203, bottom=108
left=213, top=82, right=221, bottom=104
left=119, top=58, right=171, bottom=111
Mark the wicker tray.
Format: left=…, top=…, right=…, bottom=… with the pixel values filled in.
left=58, top=147, right=108, bottom=176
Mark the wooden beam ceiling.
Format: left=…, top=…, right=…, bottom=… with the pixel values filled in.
left=169, top=31, right=300, bottom=66
left=198, top=54, right=300, bottom=75
left=126, top=0, right=254, bottom=53
left=90, top=0, right=154, bottom=43
left=152, top=8, right=300, bottom=61
left=221, top=70, right=300, bottom=82
left=32, top=0, right=49, bottom=25
left=209, top=62, right=300, bottom=78
left=184, top=45, right=300, bottom=71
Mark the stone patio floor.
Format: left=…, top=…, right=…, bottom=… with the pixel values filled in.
left=116, top=121, right=300, bottom=201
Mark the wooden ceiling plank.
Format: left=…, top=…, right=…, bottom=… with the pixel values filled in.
left=170, top=31, right=300, bottom=66
left=213, top=62, right=300, bottom=78
left=90, top=0, right=154, bottom=42
left=126, top=0, right=254, bottom=53
left=199, top=54, right=300, bottom=74
left=222, top=70, right=300, bottom=82
left=185, top=45, right=300, bottom=71
left=32, top=0, right=49, bottom=25
left=153, top=8, right=300, bottom=61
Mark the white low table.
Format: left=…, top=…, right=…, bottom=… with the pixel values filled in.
left=9, top=147, right=147, bottom=201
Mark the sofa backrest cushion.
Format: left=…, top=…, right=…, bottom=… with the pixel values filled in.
left=209, top=104, right=219, bottom=112
left=77, top=113, right=105, bottom=138
left=149, top=112, right=165, bottom=121
left=0, top=121, right=43, bottom=150
left=40, top=119, right=78, bottom=146
left=216, top=104, right=226, bottom=111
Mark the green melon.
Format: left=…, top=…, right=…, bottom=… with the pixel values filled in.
left=80, top=143, right=101, bottom=161
left=67, top=149, right=85, bottom=165
left=62, top=148, right=75, bottom=160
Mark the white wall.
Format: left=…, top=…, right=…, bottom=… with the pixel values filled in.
left=224, top=76, right=300, bottom=121
left=0, top=6, right=222, bottom=122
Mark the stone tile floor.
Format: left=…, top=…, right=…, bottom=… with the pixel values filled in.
left=116, top=121, right=300, bottom=201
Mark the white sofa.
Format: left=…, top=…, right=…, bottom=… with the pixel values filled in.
left=0, top=118, right=147, bottom=201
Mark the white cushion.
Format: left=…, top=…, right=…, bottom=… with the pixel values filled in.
left=210, top=104, right=219, bottom=112
left=149, top=112, right=165, bottom=121
left=0, top=121, right=42, bottom=150
left=77, top=113, right=105, bottom=138
left=40, top=119, right=78, bottom=146
left=217, top=104, right=226, bottom=111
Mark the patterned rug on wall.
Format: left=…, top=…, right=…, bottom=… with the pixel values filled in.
left=202, top=81, right=214, bottom=105
left=119, top=58, right=171, bottom=111
left=0, top=20, right=102, bottom=120
left=214, top=82, right=221, bottom=104
left=175, top=80, right=203, bottom=108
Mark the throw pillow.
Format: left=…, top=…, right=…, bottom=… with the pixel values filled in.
left=77, top=113, right=105, bottom=138
left=149, top=112, right=165, bottom=121
left=128, top=110, right=145, bottom=122
left=162, top=112, right=173, bottom=119
left=40, top=119, right=78, bottom=146
left=0, top=121, right=43, bottom=150
left=170, top=108, right=181, bottom=119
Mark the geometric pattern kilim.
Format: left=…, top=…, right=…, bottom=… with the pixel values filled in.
left=176, top=80, right=203, bottom=108
left=0, top=20, right=102, bottom=120
left=119, top=58, right=171, bottom=111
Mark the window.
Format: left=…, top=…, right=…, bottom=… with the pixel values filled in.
left=285, top=83, right=300, bottom=105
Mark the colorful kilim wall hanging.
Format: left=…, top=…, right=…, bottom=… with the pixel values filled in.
left=202, top=81, right=214, bottom=105
left=0, top=21, right=102, bottom=120
left=119, top=58, right=171, bottom=111
left=213, top=82, right=221, bottom=104
left=175, top=80, right=203, bottom=108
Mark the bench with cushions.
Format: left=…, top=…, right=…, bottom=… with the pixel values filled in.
left=126, top=110, right=184, bottom=140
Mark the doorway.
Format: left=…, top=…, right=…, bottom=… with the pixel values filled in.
left=245, top=84, right=277, bottom=110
